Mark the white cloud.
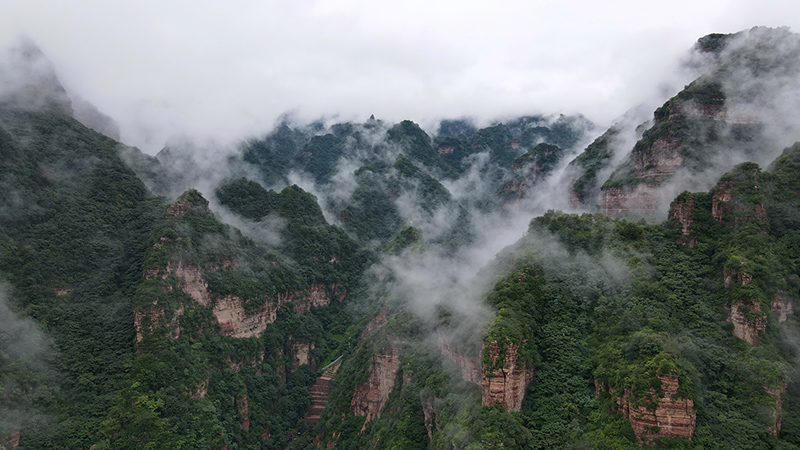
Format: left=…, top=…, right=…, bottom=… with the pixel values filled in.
left=0, top=0, right=797, bottom=153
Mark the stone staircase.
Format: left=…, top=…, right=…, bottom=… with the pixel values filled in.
left=305, top=356, right=343, bottom=423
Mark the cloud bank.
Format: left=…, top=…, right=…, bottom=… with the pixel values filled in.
left=1, top=0, right=798, bottom=152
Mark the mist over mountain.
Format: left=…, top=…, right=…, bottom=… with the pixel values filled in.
left=2, top=26, right=800, bottom=450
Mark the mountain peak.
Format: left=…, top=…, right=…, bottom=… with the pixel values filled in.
left=0, top=36, right=72, bottom=115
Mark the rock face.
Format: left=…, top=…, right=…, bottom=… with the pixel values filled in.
left=135, top=244, right=342, bottom=340
left=600, top=375, right=696, bottom=444
left=212, top=284, right=341, bottom=338
left=133, top=299, right=185, bottom=343
left=291, top=342, right=315, bottom=371
left=601, top=185, right=662, bottom=217
left=0, top=431, right=20, bottom=449
left=728, top=300, right=766, bottom=345
left=351, top=343, right=402, bottom=424
left=711, top=183, right=733, bottom=222
left=212, top=295, right=275, bottom=339
left=711, top=169, right=767, bottom=227
left=599, top=107, right=685, bottom=217
left=480, top=341, right=534, bottom=412
left=668, top=195, right=697, bottom=247
left=766, top=384, right=787, bottom=436
left=190, top=379, right=208, bottom=399
left=597, top=78, right=729, bottom=217
left=168, top=261, right=212, bottom=306
left=772, top=293, right=794, bottom=322
left=724, top=265, right=766, bottom=345
left=422, top=398, right=438, bottom=442
left=437, top=331, right=481, bottom=384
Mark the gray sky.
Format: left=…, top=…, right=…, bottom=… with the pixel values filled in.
left=1, top=0, right=797, bottom=152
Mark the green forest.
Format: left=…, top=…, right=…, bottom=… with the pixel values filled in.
left=2, top=27, right=800, bottom=450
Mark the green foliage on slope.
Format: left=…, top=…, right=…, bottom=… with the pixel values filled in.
left=0, top=107, right=163, bottom=449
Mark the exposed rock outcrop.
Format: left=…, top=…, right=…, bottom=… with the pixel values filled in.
left=771, top=293, right=794, bottom=322
left=711, top=169, right=767, bottom=227
left=668, top=195, right=696, bottom=247
left=728, top=300, right=766, bottom=345
left=597, top=76, right=733, bottom=217
left=437, top=331, right=481, bottom=384
left=599, top=375, right=696, bottom=444
left=351, top=343, right=403, bottom=425
left=53, top=287, right=73, bottom=297
left=766, top=384, right=787, bottom=436
left=724, top=263, right=766, bottom=345
left=212, top=295, right=275, bottom=338
left=0, top=431, right=20, bottom=449
left=711, top=183, right=732, bottom=222
left=167, top=261, right=212, bottom=306
left=361, top=310, right=388, bottom=341
left=480, top=341, right=534, bottom=412
left=601, top=184, right=662, bottom=217
left=212, top=284, right=342, bottom=338
left=437, top=145, right=455, bottom=155
left=422, top=398, right=438, bottom=442
left=190, top=379, right=208, bottom=399
left=133, top=300, right=184, bottom=343
left=135, top=253, right=343, bottom=340
left=165, top=195, right=209, bottom=218
left=291, top=342, right=315, bottom=371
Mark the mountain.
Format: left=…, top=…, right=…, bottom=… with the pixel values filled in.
left=1, top=28, right=800, bottom=450
left=568, top=27, right=800, bottom=219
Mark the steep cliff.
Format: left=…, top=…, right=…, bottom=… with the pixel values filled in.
left=133, top=188, right=357, bottom=345
left=351, top=342, right=403, bottom=425
left=592, top=28, right=800, bottom=217
left=727, top=299, right=766, bottom=345
left=668, top=192, right=697, bottom=247
left=599, top=375, right=696, bottom=444
left=501, top=143, right=564, bottom=205
left=480, top=341, right=534, bottom=411
left=599, top=80, right=726, bottom=216
left=766, top=384, right=787, bottom=437
left=771, top=293, right=794, bottom=322
left=436, top=330, right=481, bottom=385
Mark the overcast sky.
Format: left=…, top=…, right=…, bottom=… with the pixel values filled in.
left=1, top=0, right=798, bottom=153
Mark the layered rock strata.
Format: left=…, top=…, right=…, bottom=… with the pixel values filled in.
left=437, top=331, right=481, bottom=384
left=599, top=375, right=696, bottom=444
left=727, top=300, right=766, bottom=345
left=351, top=343, right=402, bottom=424
left=668, top=195, right=696, bottom=247
left=480, top=341, right=534, bottom=412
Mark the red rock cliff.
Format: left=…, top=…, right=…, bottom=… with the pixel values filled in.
left=600, top=375, right=696, bottom=445
left=668, top=195, right=696, bottom=247
left=601, top=184, right=663, bottom=217
left=724, top=265, right=766, bottom=345
left=437, top=331, right=481, bottom=385
left=351, top=343, right=402, bottom=425
left=599, top=90, right=725, bottom=217
left=480, top=341, right=534, bottom=412
left=727, top=300, right=766, bottom=345
left=136, top=257, right=343, bottom=341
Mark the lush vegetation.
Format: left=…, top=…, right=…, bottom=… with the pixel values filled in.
left=3, top=29, right=800, bottom=450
